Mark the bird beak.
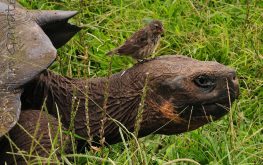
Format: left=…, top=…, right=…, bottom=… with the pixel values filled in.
left=160, top=29, right=164, bottom=37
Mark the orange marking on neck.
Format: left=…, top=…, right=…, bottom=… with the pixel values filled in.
left=159, top=101, right=182, bottom=122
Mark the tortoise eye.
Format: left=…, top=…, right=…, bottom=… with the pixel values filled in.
left=194, top=75, right=216, bottom=90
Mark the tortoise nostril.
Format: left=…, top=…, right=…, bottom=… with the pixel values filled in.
left=227, top=71, right=239, bottom=98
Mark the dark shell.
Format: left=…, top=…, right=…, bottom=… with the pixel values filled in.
left=32, top=10, right=81, bottom=48
left=0, top=1, right=57, bottom=137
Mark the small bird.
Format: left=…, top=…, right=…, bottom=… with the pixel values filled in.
left=107, top=20, right=164, bottom=61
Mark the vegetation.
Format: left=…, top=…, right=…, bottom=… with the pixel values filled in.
left=17, top=0, right=263, bottom=164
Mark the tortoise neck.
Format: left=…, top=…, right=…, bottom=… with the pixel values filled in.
left=22, top=70, right=148, bottom=144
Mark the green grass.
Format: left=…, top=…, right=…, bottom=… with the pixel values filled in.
left=18, top=0, right=263, bottom=164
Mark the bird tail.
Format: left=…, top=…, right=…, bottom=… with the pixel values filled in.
left=106, top=49, right=116, bottom=56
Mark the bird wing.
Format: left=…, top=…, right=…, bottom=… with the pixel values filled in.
left=116, top=28, right=149, bottom=55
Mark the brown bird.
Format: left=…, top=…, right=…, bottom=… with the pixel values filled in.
left=107, top=20, right=164, bottom=61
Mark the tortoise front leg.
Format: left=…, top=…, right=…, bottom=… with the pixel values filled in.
left=0, top=110, right=71, bottom=164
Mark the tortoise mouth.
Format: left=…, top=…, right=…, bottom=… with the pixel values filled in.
left=176, top=98, right=232, bottom=121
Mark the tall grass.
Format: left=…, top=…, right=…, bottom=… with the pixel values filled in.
left=16, top=0, right=263, bottom=164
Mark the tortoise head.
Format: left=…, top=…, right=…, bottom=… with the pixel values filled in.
left=121, top=55, right=239, bottom=135
left=0, top=1, right=80, bottom=137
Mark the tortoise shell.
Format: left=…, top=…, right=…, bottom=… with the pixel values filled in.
left=0, top=1, right=80, bottom=137
left=0, top=1, right=57, bottom=137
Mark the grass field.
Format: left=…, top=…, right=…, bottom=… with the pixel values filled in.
left=18, top=0, right=262, bottom=164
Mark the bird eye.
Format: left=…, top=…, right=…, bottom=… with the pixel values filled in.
left=154, top=24, right=159, bottom=28
left=194, top=75, right=216, bottom=90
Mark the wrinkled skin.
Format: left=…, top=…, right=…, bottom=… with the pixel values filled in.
left=21, top=55, right=238, bottom=142
left=0, top=55, right=238, bottom=164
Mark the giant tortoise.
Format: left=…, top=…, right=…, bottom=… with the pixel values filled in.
left=0, top=1, right=239, bottom=164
